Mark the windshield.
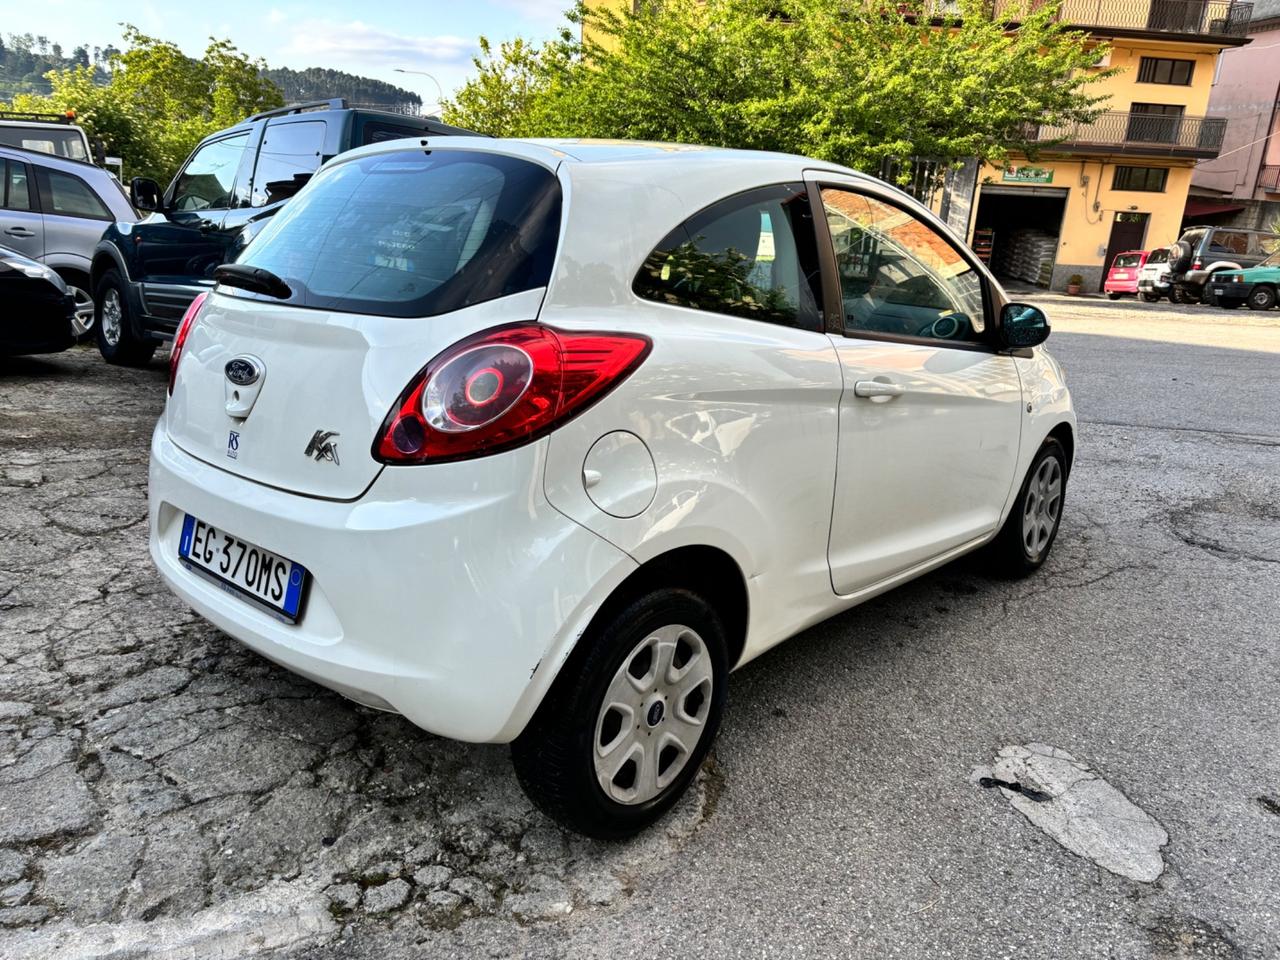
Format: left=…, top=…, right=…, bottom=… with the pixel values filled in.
left=236, top=150, right=561, bottom=318
left=1258, top=250, right=1280, bottom=268
left=0, top=126, right=89, bottom=161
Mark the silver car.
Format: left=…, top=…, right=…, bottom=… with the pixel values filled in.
left=0, top=145, right=139, bottom=334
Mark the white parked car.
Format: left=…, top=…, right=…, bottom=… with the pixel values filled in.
left=149, top=139, right=1075, bottom=838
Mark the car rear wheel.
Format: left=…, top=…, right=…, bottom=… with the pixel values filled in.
left=1140, top=292, right=1161, bottom=303
left=512, top=587, right=728, bottom=839
left=1107, top=292, right=1122, bottom=300
left=1248, top=285, right=1277, bottom=311
left=986, top=437, right=1067, bottom=578
left=95, top=269, right=157, bottom=366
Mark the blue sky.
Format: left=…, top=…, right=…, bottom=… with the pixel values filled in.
left=5, top=0, right=573, bottom=111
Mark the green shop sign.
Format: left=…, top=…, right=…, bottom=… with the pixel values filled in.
left=1002, top=166, right=1054, bottom=184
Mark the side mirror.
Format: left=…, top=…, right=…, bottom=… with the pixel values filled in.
left=130, top=177, right=164, bottom=213
left=999, top=302, right=1050, bottom=349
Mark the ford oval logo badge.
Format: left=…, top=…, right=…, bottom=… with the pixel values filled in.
left=224, top=357, right=262, bottom=386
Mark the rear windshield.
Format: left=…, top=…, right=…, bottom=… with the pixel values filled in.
left=1146, top=248, right=1168, bottom=264
left=234, top=150, right=561, bottom=318
left=0, top=126, right=89, bottom=161
left=1113, top=254, right=1142, bottom=268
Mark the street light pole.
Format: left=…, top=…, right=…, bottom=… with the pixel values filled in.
left=393, top=68, right=446, bottom=116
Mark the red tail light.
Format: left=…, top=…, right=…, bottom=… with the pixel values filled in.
left=168, top=291, right=208, bottom=395
left=1192, top=259, right=1202, bottom=270
left=374, top=324, right=651, bottom=464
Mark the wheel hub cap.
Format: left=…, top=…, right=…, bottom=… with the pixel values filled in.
left=102, top=291, right=122, bottom=347
left=593, top=624, right=714, bottom=806
left=1021, top=457, right=1062, bottom=557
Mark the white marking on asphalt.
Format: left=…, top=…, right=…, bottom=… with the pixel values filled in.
left=975, top=742, right=1169, bottom=883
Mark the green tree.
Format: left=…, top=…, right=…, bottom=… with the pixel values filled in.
left=444, top=0, right=1110, bottom=173
left=2, top=26, right=282, bottom=182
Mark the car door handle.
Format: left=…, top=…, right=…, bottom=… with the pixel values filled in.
left=853, top=380, right=905, bottom=400
left=3, top=227, right=35, bottom=238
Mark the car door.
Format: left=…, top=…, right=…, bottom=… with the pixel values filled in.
left=32, top=165, right=115, bottom=266
left=1, top=158, right=44, bottom=260
left=809, top=174, right=1023, bottom=595
left=138, top=132, right=251, bottom=323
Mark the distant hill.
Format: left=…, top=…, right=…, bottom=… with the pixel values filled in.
left=262, top=67, right=422, bottom=115
left=0, top=33, right=424, bottom=116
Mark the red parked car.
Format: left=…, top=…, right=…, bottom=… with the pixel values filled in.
left=1104, top=250, right=1149, bottom=299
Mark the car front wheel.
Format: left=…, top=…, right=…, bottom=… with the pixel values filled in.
left=1248, top=285, right=1277, bottom=311
left=987, top=437, right=1067, bottom=578
left=95, top=269, right=157, bottom=366
left=512, top=587, right=728, bottom=839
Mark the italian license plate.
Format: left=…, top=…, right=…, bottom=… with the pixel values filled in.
left=178, top=514, right=307, bottom=621
left=1213, top=287, right=1225, bottom=296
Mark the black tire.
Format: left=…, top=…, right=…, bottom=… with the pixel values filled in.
left=1140, top=292, right=1160, bottom=303
left=1168, top=241, right=1193, bottom=272
left=1107, top=292, right=1122, bottom=300
left=94, top=269, right=157, bottom=366
left=1247, top=285, right=1277, bottom=311
left=986, top=438, right=1068, bottom=579
left=512, top=587, right=729, bottom=840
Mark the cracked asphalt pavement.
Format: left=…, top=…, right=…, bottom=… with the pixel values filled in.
left=1, top=298, right=1277, bottom=958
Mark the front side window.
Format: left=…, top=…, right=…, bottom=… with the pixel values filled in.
left=821, top=187, right=985, bottom=343
left=37, top=169, right=111, bottom=220
left=251, top=121, right=326, bottom=208
left=236, top=150, right=561, bottom=318
left=170, top=134, right=249, bottom=212
left=2, top=160, right=32, bottom=211
left=634, top=183, right=824, bottom=331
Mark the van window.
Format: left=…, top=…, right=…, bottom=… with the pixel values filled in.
left=235, top=151, right=561, bottom=318
left=251, top=121, right=326, bottom=207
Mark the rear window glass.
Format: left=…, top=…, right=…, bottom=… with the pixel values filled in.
left=1113, top=254, right=1142, bottom=268
left=235, top=151, right=560, bottom=318
left=1146, top=248, right=1168, bottom=263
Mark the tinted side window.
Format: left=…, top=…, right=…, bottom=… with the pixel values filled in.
left=38, top=169, right=111, bottom=220
left=2, top=160, right=33, bottom=211
left=634, top=183, right=824, bottom=331
left=821, top=187, right=985, bottom=343
left=170, top=134, right=249, bottom=212
left=251, top=121, right=326, bottom=207
left=362, top=121, right=429, bottom=145
left=1209, top=231, right=1248, bottom=256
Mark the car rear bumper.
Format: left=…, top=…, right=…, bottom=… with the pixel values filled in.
left=1137, top=279, right=1169, bottom=292
left=1104, top=279, right=1138, bottom=294
left=148, top=424, right=637, bottom=742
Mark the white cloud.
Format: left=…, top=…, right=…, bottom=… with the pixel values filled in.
left=279, top=19, right=475, bottom=68
left=267, top=8, right=287, bottom=24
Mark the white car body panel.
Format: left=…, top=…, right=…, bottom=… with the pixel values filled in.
left=148, top=138, right=1077, bottom=741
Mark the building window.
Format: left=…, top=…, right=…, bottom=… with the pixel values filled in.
left=1113, top=166, right=1169, bottom=192
left=1137, top=57, right=1194, bottom=85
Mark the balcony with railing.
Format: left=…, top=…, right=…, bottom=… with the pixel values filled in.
left=1260, top=165, right=1280, bottom=195
left=988, top=0, right=1254, bottom=39
left=1022, top=109, right=1228, bottom=158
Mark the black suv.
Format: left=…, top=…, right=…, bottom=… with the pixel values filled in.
left=1166, top=224, right=1280, bottom=304
left=90, top=99, right=476, bottom=364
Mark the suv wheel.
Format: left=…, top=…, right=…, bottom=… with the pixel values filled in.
left=95, top=269, right=157, bottom=366
left=1248, top=285, right=1277, bottom=311
left=55, top=271, right=95, bottom=337
left=512, top=587, right=729, bottom=839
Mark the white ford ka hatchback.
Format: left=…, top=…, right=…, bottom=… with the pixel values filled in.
left=150, top=138, right=1074, bottom=838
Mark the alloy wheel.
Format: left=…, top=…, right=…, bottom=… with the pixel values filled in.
left=593, top=623, right=714, bottom=806
left=68, top=285, right=95, bottom=336
left=101, top=290, right=123, bottom=347
left=1021, top=456, right=1062, bottom=558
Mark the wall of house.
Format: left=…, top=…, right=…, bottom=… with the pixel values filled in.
left=1192, top=16, right=1280, bottom=198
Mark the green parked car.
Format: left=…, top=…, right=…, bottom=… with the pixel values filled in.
left=1209, top=251, right=1280, bottom=311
